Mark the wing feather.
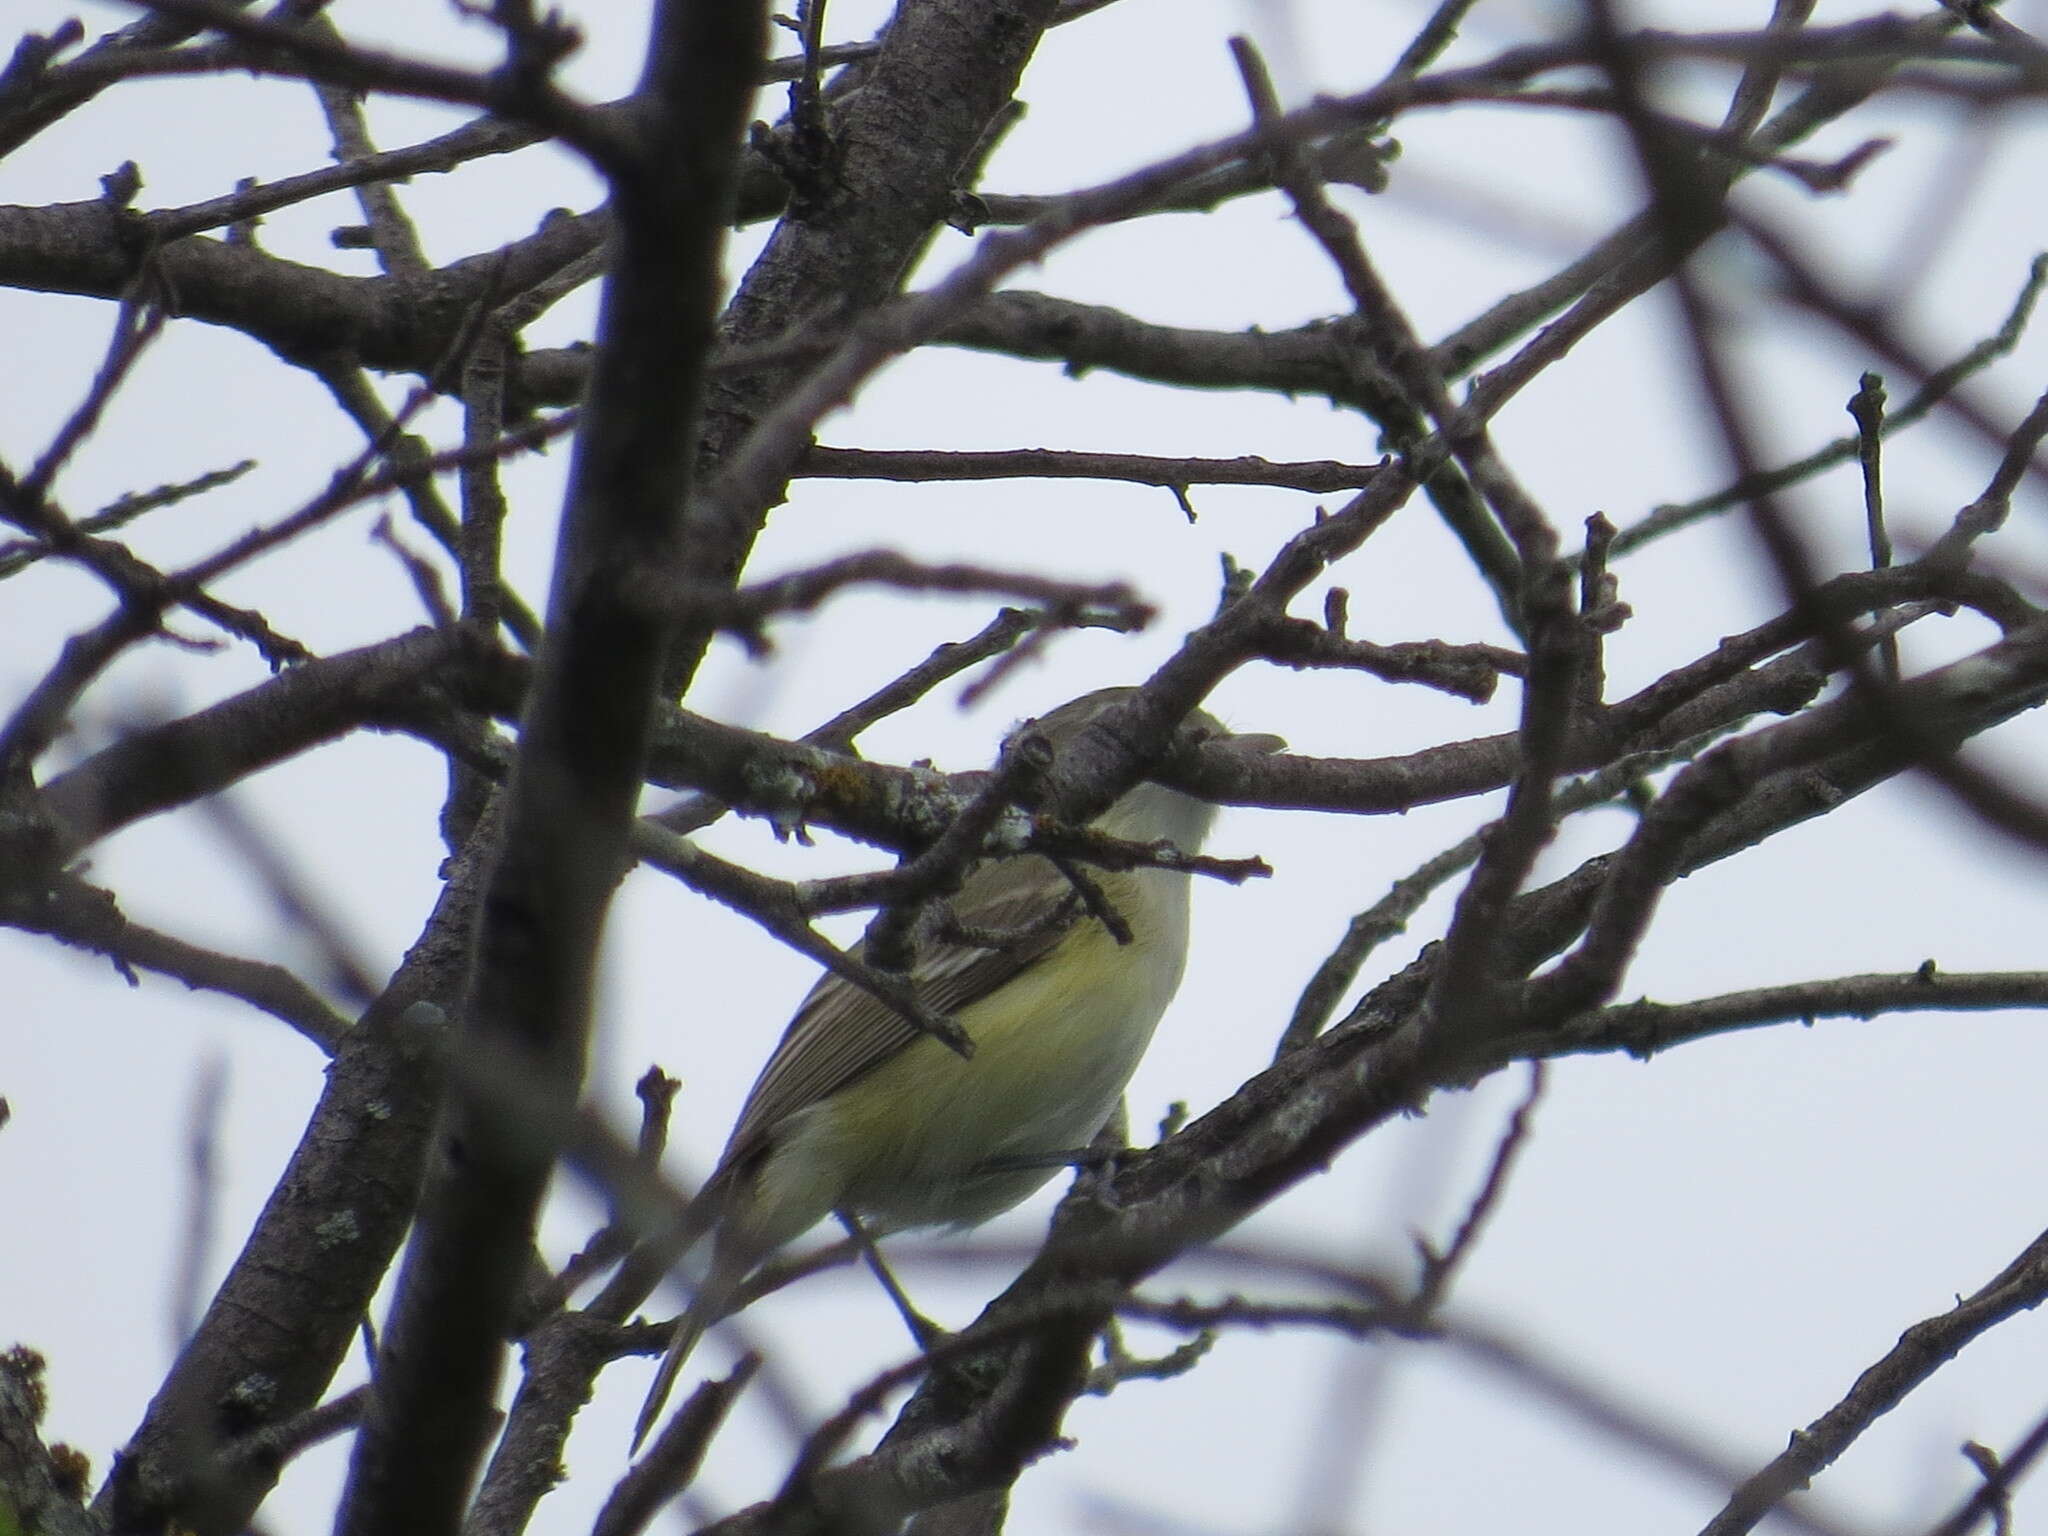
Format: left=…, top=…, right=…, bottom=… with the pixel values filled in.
left=720, top=854, right=1080, bottom=1170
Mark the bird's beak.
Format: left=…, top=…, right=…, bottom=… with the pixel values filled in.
left=1230, top=731, right=1288, bottom=756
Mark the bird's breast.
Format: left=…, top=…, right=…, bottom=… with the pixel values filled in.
left=774, top=864, right=1195, bottom=1235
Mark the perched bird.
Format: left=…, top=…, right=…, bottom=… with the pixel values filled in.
left=632, top=688, right=1283, bottom=1450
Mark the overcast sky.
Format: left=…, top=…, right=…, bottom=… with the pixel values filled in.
left=8, top=1, right=2048, bottom=1533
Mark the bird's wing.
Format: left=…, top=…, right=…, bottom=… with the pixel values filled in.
left=720, top=853, right=1082, bottom=1170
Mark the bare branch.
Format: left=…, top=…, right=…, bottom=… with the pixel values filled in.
left=590, top=1357, right=759, bottom=1536
left=1703, top=1221, right=2048, bottom=1536
left=333, top=4, right=769, bottom=1526
left=799, top=445, right=1385, bottom=495
left=1541, top=968, right=2048, bottom=1062
left=702, top=551, right=1153, bottom=655
left=8, top=872, right=352, bottom=1051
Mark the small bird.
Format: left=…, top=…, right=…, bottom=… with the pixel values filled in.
left=631, top=688, right=1283, bottom=1451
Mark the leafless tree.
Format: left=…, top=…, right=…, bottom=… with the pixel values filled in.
left=5, top=2, right=2048, bottom=1535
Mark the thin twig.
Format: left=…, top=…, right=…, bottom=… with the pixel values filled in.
left=1848, top=371, right=1899, bottom=682
left=592, top=1356, right=760, bottom=1536
left=798, top=445, right=1385, bottom=495
left=1414, top=1061, right=1545, bottom=1307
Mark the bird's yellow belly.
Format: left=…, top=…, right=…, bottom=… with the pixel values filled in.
left=753, top=869, right=1190, bottom=1241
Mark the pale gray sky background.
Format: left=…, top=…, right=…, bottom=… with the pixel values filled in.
left=6, top=1, right=2048, bottom=1532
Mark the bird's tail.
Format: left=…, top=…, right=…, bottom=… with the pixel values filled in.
left=630, top=1257, right=738, bottom=1455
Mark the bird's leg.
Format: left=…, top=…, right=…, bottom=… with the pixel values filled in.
left=835, top=1209, right=946, bottom=1350
left=971, top=1146, right=1115, bottom=1174
left=976, top=1101, right=1133, bottom=1178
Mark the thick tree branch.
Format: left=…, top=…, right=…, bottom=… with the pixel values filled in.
left=332, top=3, right=768, bottom=1531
